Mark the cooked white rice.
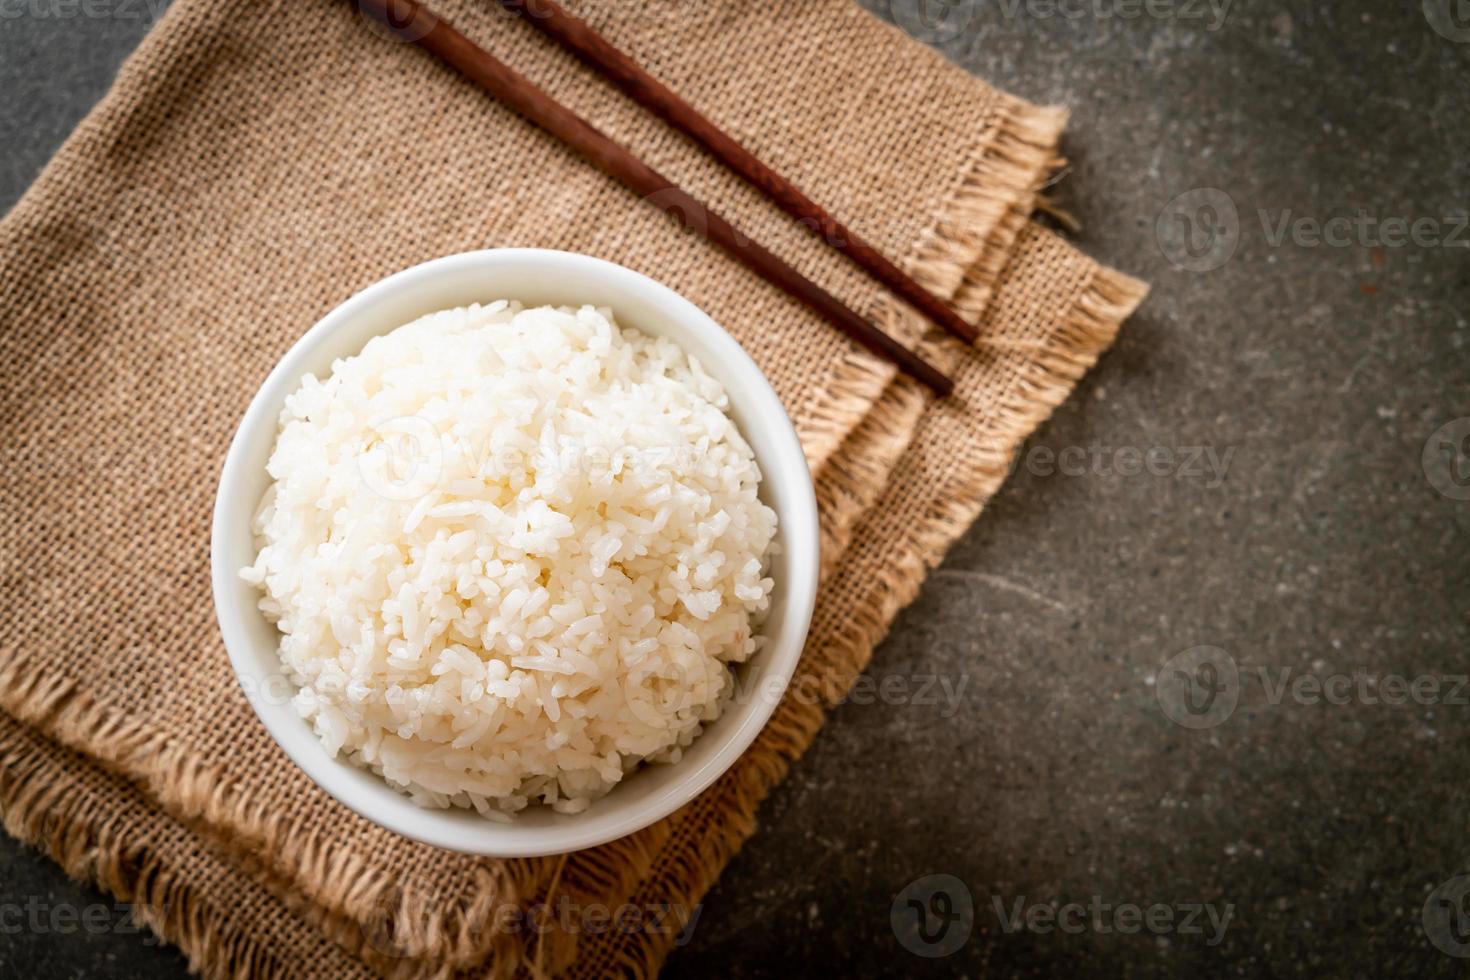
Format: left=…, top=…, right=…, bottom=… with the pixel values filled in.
left=242, top=301, right=777, bottom=817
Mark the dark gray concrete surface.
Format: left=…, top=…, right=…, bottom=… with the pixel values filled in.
left=2, top=0, right=1467, bottom=977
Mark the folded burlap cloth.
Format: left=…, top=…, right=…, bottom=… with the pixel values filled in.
left=0, top=0, right=1146, bottom=975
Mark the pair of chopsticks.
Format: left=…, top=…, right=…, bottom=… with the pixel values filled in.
left=359, top=0, right=962, bottom=395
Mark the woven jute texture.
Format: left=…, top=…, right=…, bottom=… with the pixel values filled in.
left=0, top=0, right=1146, bottom=976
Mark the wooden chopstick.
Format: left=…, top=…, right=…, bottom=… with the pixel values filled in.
left=358, top=0, right=954, bottom=396
left=497, top=0, right=980, bottom=346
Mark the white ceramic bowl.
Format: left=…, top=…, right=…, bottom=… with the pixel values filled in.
left=211, top=249, right=818, bottom=857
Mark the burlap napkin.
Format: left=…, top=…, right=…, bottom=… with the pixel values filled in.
left=0, top=0, right=1145, bottom=976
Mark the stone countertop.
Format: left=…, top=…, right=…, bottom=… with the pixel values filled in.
left=1, top=0, right=1466, bottom=976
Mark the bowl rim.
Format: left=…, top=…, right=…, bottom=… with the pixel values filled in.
left=210, top=248, right=819, bottom=856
